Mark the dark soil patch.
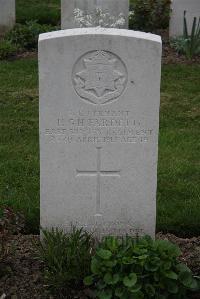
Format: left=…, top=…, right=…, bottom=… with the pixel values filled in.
left=162, top=43, right=200, bottom=65
left=0, top=235, right=49, bottom=299
left=157, top=232, right=200, bottom=276
left=0, top=233, right=200, bottom=298
left=16, top=51, right=37, bottom=59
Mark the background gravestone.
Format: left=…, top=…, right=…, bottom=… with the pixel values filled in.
left=39, top=28, right=162, bottom=238
left=169, top=0, right=200, bottom=37
left=0, top=0, right=15, bottom=35
left=61, top=0, right=129, bottom=29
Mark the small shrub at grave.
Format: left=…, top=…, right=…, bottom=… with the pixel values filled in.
left=129, top=0, right=171, bottom=32
left=170, top=11, right=200, bottom=59
left=35, top=227, right=94, bottom=297
left=5, top=21, right=57, bottom=51
left=84, top=235, right=199, bottom=299
left=0, top=39, right=19, bottom=60
left=0, top=21, right=58, bottom=60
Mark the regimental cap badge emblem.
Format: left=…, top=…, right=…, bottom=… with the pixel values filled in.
left=72, top=50, right=128, bottom=105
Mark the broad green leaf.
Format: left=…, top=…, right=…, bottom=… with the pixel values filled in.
left=83, top=275, right=93, bottom=286
left=104, top=273, right=120, bottom=285
left=155, top=240, right=181, bottom=257
left=112, top=273, right=120, bottom=284
left=115, top=287, right=124, bottom=298
left=103, top=260, right=117, bottom=268
left=144, top=257, right=161, bottom=272
left=96, top=289, right=112, bottom=299
left=105, top=236, right=119, bottom=251
left=145, top=263, right=159, bottom=272
left=162, top=261, right=171, bottom=270
left=138, top=255, right=148, bottom=260
left=189, top=278, right=199, bottom=290
left=165, top=271, right=178, bottom=280
left=179, top=271, right=193, bottom=288
left=130, top=283, right=142, bottom=293
left=123, top=273, right=137, bottom=287
left=122, top=257, right=134, bottom=265
left=176, top=263, right=191, bottom=273
left=103, top=273, right=112, bottom=284
left=97, top=249, right=112, bottom=260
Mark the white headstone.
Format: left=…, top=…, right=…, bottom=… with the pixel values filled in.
left=0, top=0, right=15, bottom=35
left=169, top=0, right=200, bottom=37
left=39, top=28, right=162, bottom=238
left=61, top=0, right=129, bottom=29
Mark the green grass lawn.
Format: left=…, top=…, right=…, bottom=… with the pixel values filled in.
left=158, top=65, right=200, bottom=236
left=0, top=58, right=199, bottom=235
left=0, top=59, right=39, bottom=233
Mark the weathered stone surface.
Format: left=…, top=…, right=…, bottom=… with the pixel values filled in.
left=169, top=0, right=200, bottom=37
left=61, top=0, right=129, bottom=29
left=39, top=28, right=162, bottom=238
left=0, top=0, right=15, bottom=35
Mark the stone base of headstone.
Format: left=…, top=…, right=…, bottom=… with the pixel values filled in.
left=61, top=0, right=129, bottom=29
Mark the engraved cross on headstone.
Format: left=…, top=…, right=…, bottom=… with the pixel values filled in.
left=76, top=147, right=121, bottom=216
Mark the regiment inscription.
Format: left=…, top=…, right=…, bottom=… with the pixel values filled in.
left=44, top=109, right=153, bottom=144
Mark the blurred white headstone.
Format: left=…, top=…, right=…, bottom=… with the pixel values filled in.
left=0, top=0, right=15, bottom=35
left=170, top=0, right=200, bottom=37
left=61, top=0, right=129, bottom=29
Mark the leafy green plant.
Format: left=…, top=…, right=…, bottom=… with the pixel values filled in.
left=170, top=36, right=188, bottom=54
left=0, top=39, right=19, bottom=60
left=35, top=227, right=93, bottom=296
left=84, top=235, right=199, bottom=299
left=5, top=21, right=57, bottom=50
left=182, top=11, right=200, bottom=58
left=129, top=0, right=171, bottom=31
left=171, top=11, right=200, bottom=59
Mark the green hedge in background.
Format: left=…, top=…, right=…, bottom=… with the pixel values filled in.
left=129, top=0, right=171, bottom=32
